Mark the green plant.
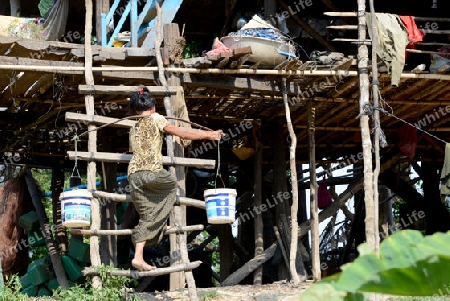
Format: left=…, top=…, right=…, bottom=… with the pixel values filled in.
left=0, top=275, right=30, bottom=301
left=53, top=264, right=141, bottom=301
left=300, top=230, right=450, bottom=301
left=200, top=291, right=222, bottom=300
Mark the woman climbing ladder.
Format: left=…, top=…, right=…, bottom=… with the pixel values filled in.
left=127, top=86, right=223, bottom=271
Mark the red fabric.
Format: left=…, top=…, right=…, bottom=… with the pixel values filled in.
left=399, top=15, right=425, bottom=48
left=206, top=39, right=232, bottom=56
left=318, top=176, right=333, bottom=209
left=397, top=124, right=417, bottom=160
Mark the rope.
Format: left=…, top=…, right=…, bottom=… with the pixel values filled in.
left=67, top=134, right=81, bottom=189
left=214, top=140, right=225, bottom=190
left=357, top=102, right=449, bottom=145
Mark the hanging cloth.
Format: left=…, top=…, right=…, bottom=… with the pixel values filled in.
left=366, top=13, right=409, bottom=87
left=398, top=16, right=425, bottom=48
left=42, top=0, right=69, bottom=41
left=397, top=124, right=417, bottom=160
left=440, top=144, right=450, bottom=195
left=318, top=175, right=333, bottom=209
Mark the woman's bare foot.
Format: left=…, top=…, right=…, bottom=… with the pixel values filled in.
left=132, top=258, right=156, bottom=271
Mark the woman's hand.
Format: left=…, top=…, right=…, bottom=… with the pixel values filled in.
left=208, top=130, right=223, bottom=141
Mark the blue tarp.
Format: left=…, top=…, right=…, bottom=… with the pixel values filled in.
left=228, top=28, right=288, bottom=42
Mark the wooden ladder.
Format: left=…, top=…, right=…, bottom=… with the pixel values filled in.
left=68, top=84, right=213, bottom=301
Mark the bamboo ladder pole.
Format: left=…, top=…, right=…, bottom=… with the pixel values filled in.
left=84, top=0, right=102, bottom=289
left=357, top=0, right=376, bottom=251
left=281, top=78, right=302, bottom=283
left=154, top=3, right=198, bottom=300
left=369, top=0, right=381, bottom=255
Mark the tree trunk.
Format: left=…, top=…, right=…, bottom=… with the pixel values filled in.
left=24, top=170, right=69, bottom=288
left=52, top=164, right=67, bottom=254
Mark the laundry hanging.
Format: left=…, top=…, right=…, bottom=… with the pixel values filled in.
left=366, top=13, right=409, bottom=86
left=42, top=0, right=69, bottom=41
left=318, top=175, right=333, bottom=209
left=397, top=124, right=417, bottom=160
left=398, top=16, right=425, bottom=48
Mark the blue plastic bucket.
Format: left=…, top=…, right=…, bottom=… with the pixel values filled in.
left=204, top=188, right=237, bottom=224
left=60, top=189, right=92, bottom=228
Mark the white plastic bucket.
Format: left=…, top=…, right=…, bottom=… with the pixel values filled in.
left=204, top=188, right=237, bottom=224
left=60, top=189, right=92, bottom=228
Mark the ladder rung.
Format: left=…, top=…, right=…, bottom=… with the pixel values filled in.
left=67, top=151, right=216, bottom=169
left=82, top=260, right=202, bottom=277
left=70, top=225, right=204, bottom=236
left=93, top=190, right=206, bottom=209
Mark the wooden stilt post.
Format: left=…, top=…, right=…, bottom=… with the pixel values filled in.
left=357, top=0, right=376, bottom=251
left=307, top=100, right=321, bottom=281
left=253, top=134, right=263, bottom=285
left=369, top=0, right=381, bottom=255
left=84, top=0, right=102, bottom=289
left=282, top=78, right=302, bottom=283
left=100, top=159, right=118, bottom=266
left=163, top=22, right=187, bottom=290
left=154, top=3, right=198, bottom=300
left=273, top=118, right=290, bottom=280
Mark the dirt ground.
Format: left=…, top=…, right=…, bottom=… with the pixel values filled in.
left=135, top=281, right=314, bottom=301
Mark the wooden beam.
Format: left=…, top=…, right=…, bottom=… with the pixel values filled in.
left=298, top=176, right=364, bottom=238
left=78, top=85, right=181, bottom=95
left=67, top=151, right=216, bottom=169
left=82, top=261, right=202, bottom=277
left=221, top=243, right=277, bottom=286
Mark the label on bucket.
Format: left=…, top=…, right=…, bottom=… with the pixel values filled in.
left=206, top=198, right=230, bottom=209
left=207, top=207, right=233, bottom=218
left=62, top=201, right=90, bottom=223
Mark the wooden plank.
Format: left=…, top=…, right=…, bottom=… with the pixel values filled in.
left=78, top=84, right=181, bottom=95
left=324, top=11, right=450, bottom=22
left=83, top=261, right=202, bottom=277
left=221, top=243, right=277, bottom=286
left=67, top=151, right=216, bottom=169
left=65, top=112, right=136, bottom=128
left=0, top=55, right=84, bottom=67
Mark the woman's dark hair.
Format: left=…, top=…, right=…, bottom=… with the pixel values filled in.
left=129, top=86, right=156, bottom=112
